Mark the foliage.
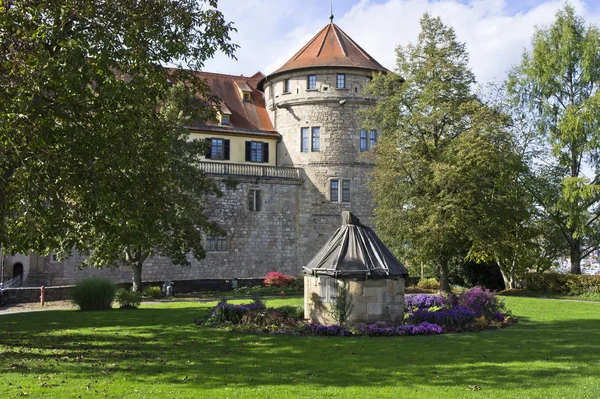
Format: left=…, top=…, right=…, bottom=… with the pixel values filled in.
left=303, top=323, right=353, bottom=336
left=405, top=287, right=511, bottom=331
left=330, top=281, right=353, bottom=325
left=363, top=14, right=521, bottom=292
left=507, top=5, right=600, bottom=274
left=358, top=322, right=443, bottom=337
left=207, top=299, right=267, bottom=325
left=115, top=288, right=142, bottom=309
left=526, top=273, right=600, bottom=295
left=143, top=286, right=164, bottom=299
left=273, top=305, right=304, bottom=320
left=0, top=0, right=237, bottom=292
left=70, top=278, right=115, bottom=311
left=263, top=272, right=295, bottom=287
left=416, top=278, right=440, bottom=291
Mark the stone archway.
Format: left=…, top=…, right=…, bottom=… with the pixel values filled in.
left=12, top=263, right=23, bottom=286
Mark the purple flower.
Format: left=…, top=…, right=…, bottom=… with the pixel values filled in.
left=405, top=294, right=441, bottom=311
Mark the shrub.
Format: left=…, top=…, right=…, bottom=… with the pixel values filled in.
left=304, top=323, right=353, bottom=336
left=358, top=322, right=443, bottom=336
left=143, top=286, right=163, bottom=299
left=457, top=286, right=504, bottom=319
left=417, top=278, right=440, bottom=290
left=408, top=305, right=477, bottom=329
left=115, top=288, right=142, bottom=309
left=289, top=276, right=304, bottom=291
left=273, top=305, right=304, bottom=320
left=71, top=278, right=115, bottom=311
left=209, top=299, right=266, bottom=324
left=526, top=273, right=600, bottom=295
left=330, top=281, right=353, bottom=325
left=264, top=272, right=294, bottom=287
left=405, top=294, right=441, bottom=311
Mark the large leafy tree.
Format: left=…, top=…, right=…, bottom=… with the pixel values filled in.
left=363, top=14, right=521, bottom=292
left=508, top=5, right=600, bottom=274
left=0, top=0, right=236, bottom=290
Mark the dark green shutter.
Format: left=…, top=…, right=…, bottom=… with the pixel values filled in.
left=245, top=141, right=251, bottom=162
left=205, top=138, right=212, bottom=159
left=263, top=143, right=269, bottom=163
left=224, top=139, right=230, bottom=160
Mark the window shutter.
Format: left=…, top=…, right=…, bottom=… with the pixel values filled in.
left=263, top=143, right=269, bottom=163
left=256, top=190, right=262, bottom=211
left=245, top=141, right=251, bottom=162
left=205, top=138, right=212, bottom=159
left=224, top=139, right=230, bottom=160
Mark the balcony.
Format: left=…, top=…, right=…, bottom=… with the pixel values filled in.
left=199, top=162, right=302, bottom=180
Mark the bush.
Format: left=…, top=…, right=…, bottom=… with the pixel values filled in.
left=417, top=278, right=440, bottom=290
left=209, top=299, right=266, bottom=324
left=273, top=305, right=304, bottom=320
left=71, top=278, right=115, bottom=311
left=143, top=286, right=163, bottom=299
left=263, top=272, right=294, bottom=287
left=526, top=273, right=600, bottom=295
left=115, top=288, right=142, bottom=309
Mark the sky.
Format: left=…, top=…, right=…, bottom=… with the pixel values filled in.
left=201, top=0, right=600, bottom=85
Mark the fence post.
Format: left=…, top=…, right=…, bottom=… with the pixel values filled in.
left=40, top=285, right=45, bottom=306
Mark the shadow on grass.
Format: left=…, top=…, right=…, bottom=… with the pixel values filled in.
left=1, top=304, right=599, bottom=393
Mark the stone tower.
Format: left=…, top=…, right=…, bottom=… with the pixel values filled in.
left=261, top=20, right=388, bottom=267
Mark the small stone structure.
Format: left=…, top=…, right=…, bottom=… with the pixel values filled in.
left=303, top=212, right=408, bottom=325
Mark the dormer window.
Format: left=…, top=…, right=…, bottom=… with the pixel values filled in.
left=235, top=81, right=253, bottom=102
left=243, top=92, right=251, bottom=102
left=221, top=114, right=230, bottom=125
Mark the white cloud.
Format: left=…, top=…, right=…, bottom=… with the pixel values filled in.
left=202, top=0, right=600, bottom=84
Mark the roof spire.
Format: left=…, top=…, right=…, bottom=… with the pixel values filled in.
left=329, top=2, right=334, bottom=23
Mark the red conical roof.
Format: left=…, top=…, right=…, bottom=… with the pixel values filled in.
left=269, top=22, right=388, bottom=77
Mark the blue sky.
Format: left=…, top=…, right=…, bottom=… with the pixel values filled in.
left=201, top=0, right=600, bottom=85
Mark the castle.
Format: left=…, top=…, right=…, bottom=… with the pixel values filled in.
left=1, top=19, right=389, bottom=287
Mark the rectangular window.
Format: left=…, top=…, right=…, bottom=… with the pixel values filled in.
left=243, top=92, right=251, bottom=101
left=284, top=79, right=290, bottom=93
left=360, top=129, right=368, bottom=152
left=370, top=130, right=377, bottom=148
left=211, top=138, right=224, bottom=160
left=251, top=141, right=263, bottom=162
left=307, top=75, right=316, bottom=90
left=249, top=189, right=262, bottom=211
left=301, top=127, right=309, bottom=152
left=342, top=180, right=351, bottom=202
left=311, top=127, right=320, bottom=152
left=221, top=115, right=230, bottom=125
left=245, top=141, right=269, bottom=163
left=206, top=236, right=227, bottom=252
left=330, top=180, right=339, bottom=202
left=336, top=74, right=345, bottom=89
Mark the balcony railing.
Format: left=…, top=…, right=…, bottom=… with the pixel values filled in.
left=199, top=162, right=302, bottom=180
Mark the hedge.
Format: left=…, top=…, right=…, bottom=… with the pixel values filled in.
left=525, top=273, right=600, bottom=295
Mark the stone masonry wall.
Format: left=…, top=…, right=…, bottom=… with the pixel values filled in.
left=265, top=68, right=378, bottom=268
left=44, top=176, right=303, bottom=286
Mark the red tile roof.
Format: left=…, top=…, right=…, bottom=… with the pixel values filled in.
left=269, top=22, right=388, bottom=77
left=188, top=71, right=277, bottom=137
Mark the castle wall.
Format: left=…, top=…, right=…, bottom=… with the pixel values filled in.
left=44, top=176, right=303, bottom=286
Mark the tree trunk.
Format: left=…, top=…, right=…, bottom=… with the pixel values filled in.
left=496, top=258, right=512, bottom=290
left=570, top=237, right=581, bottom=274
left=132, top=262, right=143, bottom=293
left=439, top=258, right=451, bottom=293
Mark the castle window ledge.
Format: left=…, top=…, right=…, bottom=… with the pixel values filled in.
left=306, top=89, right=318, bottom=92
left=335, top=88, right=349, bottom=91
left=199, top=161, right=302, bottom=180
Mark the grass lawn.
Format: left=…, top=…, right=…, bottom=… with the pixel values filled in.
left=1, top=297, right=599, bottom=398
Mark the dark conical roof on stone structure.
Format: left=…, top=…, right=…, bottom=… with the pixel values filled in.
left=303, top=212, right=408, bottom=279
left=268, top=22, right=388, bottom=78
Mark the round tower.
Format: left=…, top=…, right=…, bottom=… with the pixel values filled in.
left=261, top=20, right=388, bottom=268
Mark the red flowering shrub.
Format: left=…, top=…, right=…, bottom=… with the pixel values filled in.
left=264, top=272, right=294, bottom=287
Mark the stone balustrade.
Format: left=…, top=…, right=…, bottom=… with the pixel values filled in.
left=199, top=161, right=302, bottom=180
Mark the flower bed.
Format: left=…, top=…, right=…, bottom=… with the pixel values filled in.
left=197, top=287, right=515, bottom=336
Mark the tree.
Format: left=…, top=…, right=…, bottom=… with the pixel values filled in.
left=363, top=14, right=520, bottom=293
left=0, top=0, right=236, bottom=290
left=508, top=5, right=600, bottom=274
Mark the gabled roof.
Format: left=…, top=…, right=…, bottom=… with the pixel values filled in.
left=187, top=71, right=277, bottom=137
left=269, top=22, right=388, bottom=77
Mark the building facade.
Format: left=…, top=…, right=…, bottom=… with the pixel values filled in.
left=1, top=20, right=388, bottom=287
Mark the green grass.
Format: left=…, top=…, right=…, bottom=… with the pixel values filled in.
left=1, top=297, right=599, bottom=398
